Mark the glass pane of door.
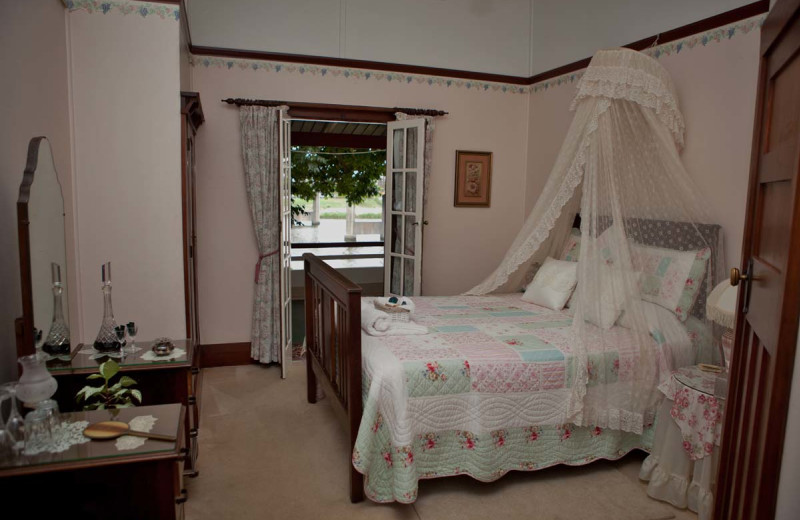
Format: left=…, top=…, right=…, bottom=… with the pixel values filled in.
left=384, top=118, right=425, bottom=297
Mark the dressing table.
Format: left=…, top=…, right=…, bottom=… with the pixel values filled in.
left=46, top=340, right=200, bottom=476
left=13, top=136, right=201, bottom=478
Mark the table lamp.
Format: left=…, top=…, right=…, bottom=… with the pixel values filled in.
left=706, top=280, right=738, bottom=370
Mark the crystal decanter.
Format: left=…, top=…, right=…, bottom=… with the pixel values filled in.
left=93, top=262, right=121, bottom=352
left=42, top=263, right=70, bottom=356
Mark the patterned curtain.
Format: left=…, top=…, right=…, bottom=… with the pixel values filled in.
left=239, top=105, right=287, bottom=363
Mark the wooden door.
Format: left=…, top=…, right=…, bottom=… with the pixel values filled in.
left=384, top=118, right=425, bottom=297
left=716, top=2, right=800, bottom=518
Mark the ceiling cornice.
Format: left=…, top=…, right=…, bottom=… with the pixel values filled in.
left=186, top=0, right=769, bottom=87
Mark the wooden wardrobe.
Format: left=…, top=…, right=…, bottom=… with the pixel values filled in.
left=181, top=91, right=204, bottom=458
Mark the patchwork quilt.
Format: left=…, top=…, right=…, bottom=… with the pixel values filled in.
left=353, top=294, right=690, bottom=503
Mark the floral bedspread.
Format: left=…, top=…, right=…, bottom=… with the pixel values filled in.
left=353, top=294, right=689, bottom=502
left=658, top=365, right=725, bottom=461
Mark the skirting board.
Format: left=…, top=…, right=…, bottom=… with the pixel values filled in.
left=200, top=342, right=252, bottom=367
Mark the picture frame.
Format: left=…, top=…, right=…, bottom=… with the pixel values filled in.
left=454, top=150, right=492, bottom=207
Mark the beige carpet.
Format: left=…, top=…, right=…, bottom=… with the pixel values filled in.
left=186, top=363, right=697, bottom=520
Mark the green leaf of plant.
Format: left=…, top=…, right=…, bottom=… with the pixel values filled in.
left=114, top=402, right=134, bottom=409
left=79, top=387, right=104, bottom=400
left=130, top=389, right=142, bottom=403
left=100, top=360, right=120, bottom=381
left=86, top=373, right=104, bottom=380
left=109, top=382, right=123, bottom=393
left=119, top=376, right=137, bottom=387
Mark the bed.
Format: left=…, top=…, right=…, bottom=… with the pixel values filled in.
left=303, top=220, right=721, bottom=503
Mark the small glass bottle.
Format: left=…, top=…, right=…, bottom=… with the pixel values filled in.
left=93, top=262, right=121, bottom=352
left=42, top=263, right=71, bottom=356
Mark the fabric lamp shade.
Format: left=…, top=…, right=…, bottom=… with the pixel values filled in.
left=706, top=281, right=738, bottom=329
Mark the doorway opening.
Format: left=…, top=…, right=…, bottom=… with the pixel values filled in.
left=289, top=120, right=388, bottom=297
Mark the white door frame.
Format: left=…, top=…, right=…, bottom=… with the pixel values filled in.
left=279, top=111, right=292, bottom=378
left=384, top=118, right=425, bottom=297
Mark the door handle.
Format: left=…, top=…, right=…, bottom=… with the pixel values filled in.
left=730, top=265, right=761, bottom=286
left=732, top=259, right=759, bottom=314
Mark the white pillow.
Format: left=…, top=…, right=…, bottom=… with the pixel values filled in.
left=522, top=257, right=578, bottom=310
left=580, top=265, right=640, bottom=329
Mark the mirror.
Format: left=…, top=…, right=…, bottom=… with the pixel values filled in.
left=16, top=137, right=70, bottom=358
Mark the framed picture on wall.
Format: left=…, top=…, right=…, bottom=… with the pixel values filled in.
left=454, top=150, right=492, bottom=207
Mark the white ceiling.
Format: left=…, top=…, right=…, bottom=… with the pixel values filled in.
left=186, top=0, right=756, bottom=78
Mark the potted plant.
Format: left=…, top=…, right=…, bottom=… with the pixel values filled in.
left=76, top=360, right=141, bottom=410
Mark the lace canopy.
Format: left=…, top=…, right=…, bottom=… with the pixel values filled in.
left=466, top=48, right=723, bottom=433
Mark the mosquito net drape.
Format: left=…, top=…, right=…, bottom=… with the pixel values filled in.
left=466, top=48, right=723, bottom=433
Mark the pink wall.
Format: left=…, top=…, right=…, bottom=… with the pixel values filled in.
left=191, top=64, right=531, bottom=344
left=68, top=8, right=185, bottom=344
left=0, top=0, right=75, bottom=383
left=526, top=23, right=761, bottom=269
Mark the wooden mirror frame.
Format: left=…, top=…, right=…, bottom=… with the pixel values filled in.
left=15, top=136, right=49, bottom=357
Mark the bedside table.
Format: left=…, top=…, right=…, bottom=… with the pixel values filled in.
left=639, top=365, right=727, bottom=520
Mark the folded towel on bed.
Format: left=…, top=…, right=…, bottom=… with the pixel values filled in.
left=374, top=296, right=416, bottom=313
left=361, top=301, right=428, bottom=336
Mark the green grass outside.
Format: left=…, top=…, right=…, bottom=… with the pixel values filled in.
left=319, top=212, right=383, bottom=220
left=295, top=195, right=383, bottom=210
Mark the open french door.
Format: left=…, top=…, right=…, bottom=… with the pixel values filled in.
left=279, top=111, right=292, bottom=378
left=384, top=118, right=426, bottom=297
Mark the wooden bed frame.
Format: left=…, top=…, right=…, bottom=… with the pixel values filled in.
left=302, top=219, right=721, bottom=504
left=303, top=253, right=365, bottom=503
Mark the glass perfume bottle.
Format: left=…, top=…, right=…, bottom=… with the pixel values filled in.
left=94, top=262, right=121, bottom=352
left=42, top=263, right=71, bottom=356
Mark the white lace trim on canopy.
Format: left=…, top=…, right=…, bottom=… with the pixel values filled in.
left=465, top=98, right=610, bottom=296
left=571, top=49, right=685, bottom=150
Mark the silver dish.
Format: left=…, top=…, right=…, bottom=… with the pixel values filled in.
left=151, top=337, right=175, bottom=356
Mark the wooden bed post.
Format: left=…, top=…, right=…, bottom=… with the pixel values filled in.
left=304, top=257, right=318, bottom=404
left=347, top=288, right=364, bottom=503
left=303, top=253, right=364, bottom=503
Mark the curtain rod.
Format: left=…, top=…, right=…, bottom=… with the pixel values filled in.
left=221, top=98, right=448, bottom=117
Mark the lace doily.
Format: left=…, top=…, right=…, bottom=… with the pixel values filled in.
left=140, top=347, right=186, bottom=362
left=115, top=415, right=158, bottom=451
left=23, top=420, right=90, bottom=456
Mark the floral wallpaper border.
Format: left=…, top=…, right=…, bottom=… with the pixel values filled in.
left=531, top=14, right=766, bottom=93
left=64, top=0, right=180, bottom=21
left=190, top=55, right=531, bottom=94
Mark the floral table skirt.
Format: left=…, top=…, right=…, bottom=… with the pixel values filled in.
left=640, top=392, right=720, bottom=519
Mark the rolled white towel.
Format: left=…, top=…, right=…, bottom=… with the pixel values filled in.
left=361, top=301, right=428, bottom=336
left=374, top=296, right=416, bottom=313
